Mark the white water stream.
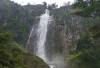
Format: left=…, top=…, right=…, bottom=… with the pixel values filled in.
left=26, top=26, right=34, bottom=51
left=36, top=10, right=54, bottom=68
left=26, top=9, right=54, bottom=68
left=26, top=9, right=64, bottom=68
left=36, top=9, right=54, bottom=68
left=36, top=9, right=49, bottom=62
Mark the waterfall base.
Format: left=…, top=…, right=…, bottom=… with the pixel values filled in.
left=49, top=65, right=55, bottom=68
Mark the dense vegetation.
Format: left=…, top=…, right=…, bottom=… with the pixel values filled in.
left=0, top=32, right=49, bottom=68
left=0, top=0, right=45, bottom=46
left=70, top=0, right=100, bottom=68
left=0, top=0, right=100, bottom=68
left=0, top=0, right=49, bottom=68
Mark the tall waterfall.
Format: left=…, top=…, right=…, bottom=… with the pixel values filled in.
left=36, top=9, right=50, bottom=62
left=36, top=9, right=55, bottom=68
left=26, top=9, right=54, bottom=68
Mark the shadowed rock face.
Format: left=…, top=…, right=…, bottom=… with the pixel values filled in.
left=26, top=17, right=40, bottom=53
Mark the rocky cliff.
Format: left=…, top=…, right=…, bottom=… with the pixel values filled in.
left=47, top=5, right=93, bottom=56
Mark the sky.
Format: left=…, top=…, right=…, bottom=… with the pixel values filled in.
left=11, top=0, right=74, bottom=6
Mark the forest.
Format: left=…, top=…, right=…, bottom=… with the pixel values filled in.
left=0, top=0, right=100, bottom=68
left=0, top=0, right=49, bottom=68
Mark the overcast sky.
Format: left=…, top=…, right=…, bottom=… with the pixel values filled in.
left=11, top=0, right=74, bottom=6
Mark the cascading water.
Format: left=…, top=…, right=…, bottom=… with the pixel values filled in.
left=26, top=26, right=34, bottom=51
left=36, top=9, right=54, bottom=68
left=26, top=9, right=55, bottom=68
left=36, top=9, right=49, bottom=62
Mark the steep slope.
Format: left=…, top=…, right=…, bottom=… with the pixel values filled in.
left=0, top=32, right=49, bottom=68
left=0, top=0, right=49, bottom=68
left=0, top=0, right=45, bottom=47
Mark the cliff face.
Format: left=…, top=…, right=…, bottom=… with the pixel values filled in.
left=47, top=5, right=88, bottom=56
left=47, top=5, right=100, bottom=61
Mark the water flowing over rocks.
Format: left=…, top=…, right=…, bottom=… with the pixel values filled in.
left=26, top=6, right=91, bottom=68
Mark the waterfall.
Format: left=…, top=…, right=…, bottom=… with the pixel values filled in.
left=36, top=9, right=49, bottom=62
left=36, top=9, right=55, bottom=68
left=26, top=9, right=54, bottom=68
left=26, top=26, right=34, bottom=51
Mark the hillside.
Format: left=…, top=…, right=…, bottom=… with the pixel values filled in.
left=0, top=0, right=45, bottom=46
left=0, top=32, right=49, bottom=68
left=0, top=0, right=49, bottom=68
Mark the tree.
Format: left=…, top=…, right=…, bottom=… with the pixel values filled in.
left=51, top=3, right=58, bottom=9
left=72, top=0, right=100, bottom=18
left=48, top=3, right=58, bottom=10
left=72, top=0, right=100, bottom=45
left=0, top=32, right=12, bottom=45
left=76, top=36, right=93, bottom=51
left=72, top=1, right=100, bottom=68
left=43, top=2, right=47, bottom=9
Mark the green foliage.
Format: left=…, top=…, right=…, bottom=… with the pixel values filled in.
left=89, top=24, right=100, bottom=39
left=0, top=32, right=12, bottom=45
left=22, top=52, right=49, bottom=68
left=0, top=0, right=45, bottom=46
left=71, top=1, right=100, bottom=68
left=6, top=19, right=28, bottom=45
left=70, top=35, right=100, bottom=68
left=0, top=32, right=23, bottom=68
left=72, top=0, right=100, bottom=17
left=76, top=35, right=93, bottom=51
left=0, top=32, right=49, bottom=68
left=71, top=49, right=100, bottom=68
left=0, top=0, right=48, bottom=68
